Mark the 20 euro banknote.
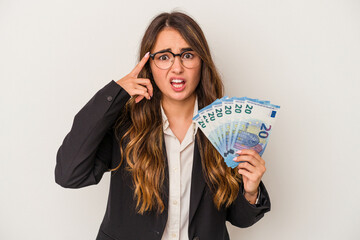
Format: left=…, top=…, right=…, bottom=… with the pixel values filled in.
left=193, top=97, right=280, bottom=168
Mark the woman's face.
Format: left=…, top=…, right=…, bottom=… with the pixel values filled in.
left=150, top=27, right=201, bottom=104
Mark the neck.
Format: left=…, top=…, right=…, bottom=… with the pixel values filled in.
left=161, top=95, right=196, bottom=122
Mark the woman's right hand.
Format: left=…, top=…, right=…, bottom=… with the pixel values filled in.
left=116, top=52, right=153, bottom=103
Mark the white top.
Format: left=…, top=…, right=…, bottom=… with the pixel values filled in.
left=160, top=97, right=198, bottom=240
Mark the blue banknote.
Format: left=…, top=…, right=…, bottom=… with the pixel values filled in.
left=193, top=97, right=280, bottom=168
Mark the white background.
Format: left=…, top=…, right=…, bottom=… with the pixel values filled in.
left=1, top=0, right=359, bottom=239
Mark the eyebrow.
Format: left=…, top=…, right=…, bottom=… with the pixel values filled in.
left=155, top=47, right=193, bottom=53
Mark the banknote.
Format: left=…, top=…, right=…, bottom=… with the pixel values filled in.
left=193, top=97, right=280, bottom=168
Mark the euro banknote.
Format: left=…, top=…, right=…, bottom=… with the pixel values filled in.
left=193, top=97, right=280, bottom=168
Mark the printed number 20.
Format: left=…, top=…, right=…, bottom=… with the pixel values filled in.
left=259, top=123, right=271, bottom=138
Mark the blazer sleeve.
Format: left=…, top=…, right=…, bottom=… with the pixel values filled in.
left=55, top=80, right=131, bottom=188
left=226, top=181, right=271, bottom=228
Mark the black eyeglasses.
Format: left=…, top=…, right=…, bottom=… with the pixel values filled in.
left=149, top=49, right=201, bottom=70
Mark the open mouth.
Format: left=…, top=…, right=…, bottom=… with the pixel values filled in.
left=171, top=79, right=185, bottom=88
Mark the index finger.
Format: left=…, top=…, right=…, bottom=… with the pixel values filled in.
left=236, top=149, right=263, bottom=163
left=130, top=52, right=150, bottom=77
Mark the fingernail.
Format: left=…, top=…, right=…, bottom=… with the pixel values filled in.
left=145, top=52, right=149, bottom=57
left=233, top=157, right=237, bottom=161
left=236, top=150, right=242, bottom=154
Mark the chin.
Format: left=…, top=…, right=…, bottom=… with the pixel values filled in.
left=171, top=92, right=195, bottom=102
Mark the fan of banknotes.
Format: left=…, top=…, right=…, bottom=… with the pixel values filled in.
left=193, top=97, right=280, bottom=168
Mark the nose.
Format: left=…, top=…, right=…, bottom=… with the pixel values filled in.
left=170, top=55, right=184, bottom=73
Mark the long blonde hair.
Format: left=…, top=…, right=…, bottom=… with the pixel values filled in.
left=110, top=11, right=241, bottom=214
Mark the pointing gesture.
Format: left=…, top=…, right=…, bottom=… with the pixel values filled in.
left=116, top=52, right=153, bottom=103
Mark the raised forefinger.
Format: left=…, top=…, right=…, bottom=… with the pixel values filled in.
left=130, top=52, right=150, bottom=77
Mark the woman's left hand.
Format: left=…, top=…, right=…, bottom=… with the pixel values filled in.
left=233, top=149, right=266, bottom=203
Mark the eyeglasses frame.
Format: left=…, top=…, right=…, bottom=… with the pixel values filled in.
left=149, top=49, right=200, bottom=69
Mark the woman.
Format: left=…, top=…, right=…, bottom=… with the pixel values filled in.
left=55, top=11, right=270, bottom=240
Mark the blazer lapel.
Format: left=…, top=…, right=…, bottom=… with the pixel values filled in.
left=188, top=136, right=206, bottom=225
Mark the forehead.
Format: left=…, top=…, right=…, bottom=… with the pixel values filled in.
left=152, top=27, right=190, bottom=52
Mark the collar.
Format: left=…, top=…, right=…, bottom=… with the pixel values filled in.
left=160, top=96, right=199, bottom=136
